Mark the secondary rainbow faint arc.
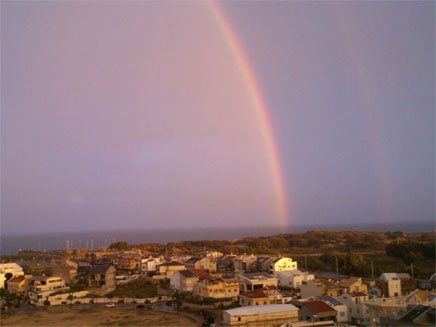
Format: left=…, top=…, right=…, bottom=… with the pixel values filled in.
left=207, top=0, right=290, bottom=227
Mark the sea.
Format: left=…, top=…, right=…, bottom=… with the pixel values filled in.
left=1, top=221, right=434, bottom=255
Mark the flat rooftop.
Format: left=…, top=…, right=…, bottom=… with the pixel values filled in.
left=225, top=304, right=298, bottom=316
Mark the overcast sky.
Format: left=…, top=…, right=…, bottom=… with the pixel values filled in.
left=1, top=1, right=434, bottom=234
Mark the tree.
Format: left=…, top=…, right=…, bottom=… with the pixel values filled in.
left=109, top=241, right=129, bottom=251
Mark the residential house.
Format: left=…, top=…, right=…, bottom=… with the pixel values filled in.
left=270, top=257, right=298, bottom=273
left=379, top=273, right=402, bottom=297
left=384, top=305, right=435, bottom=326
left=239, top=285, right=292, bottom=306
left=365, top=295, right=410, bottom=326
left=170, top=269, right=209, bottom=292
left=118, top=254, right=141, bottom=272
left=157, top=261, right=186, bottom=279
left=218, top=255, right=236, bottom=273
left=301, top=279, right=340, bottom=299
left=28, top=276, right=69, bottom=303
left=185, top=257, right=216, bottom=272
left=233, top=255, right=257, bottom=273
left=298, top=300, right=337, bottom=322
left=7, top=275, right=32, bottom=296
left=141, top=257, right=163, bottom=276
left=88, top=265, right=116, bottom=295
left=20, top=260, right=54, bottom=276
left=274, top=269, right=314, bottom=289
left=337, top=292, right=370, bottom=325
left=311, top=295, right=349, bottom=323
left=51, top=260, right=78, bottom=284
left=222, top=304, right=299, bottom=326
left=256, top=257, right=276, bottom=272
left=338, top=277, right=368, bottom=295
left=0, top=263, right=24, bottom=289
left=404, top=289, right=436, bottom=306
left=193, top=277, right=239, bottom=301
left=199, top=251, right=223, bottom=262
left=237, top=272, right=277, bottom=293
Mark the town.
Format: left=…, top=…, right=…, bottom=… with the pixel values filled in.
left=1, top=232, right=435, bottom=326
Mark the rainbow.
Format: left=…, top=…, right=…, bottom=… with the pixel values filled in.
left=206, top=1, right=290, bottom=227
left=331, top=6, right=393, bottom=221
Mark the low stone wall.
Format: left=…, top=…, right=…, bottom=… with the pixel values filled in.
left=34, top=294, right=169, bottom=306
left=181, top=300, right=232, bottom=310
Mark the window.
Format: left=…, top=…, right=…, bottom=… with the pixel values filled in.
left=238, top=317, right=241, bottom=321
left=340, top=312, right=345, bottom=317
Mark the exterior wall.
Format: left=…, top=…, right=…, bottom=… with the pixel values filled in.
left=271, top=258, right=298, bottom=272
left=193, top=279, right=238, bottom=300
left=7, top=276, right=31, bottom=296
left=224, top=281, right=240, bottom=301
left=386, top=280, right=401, bottom=297
left=52, top=266, right=76, bottom=284
left=141, top=258, right=161, bottom=275
left=0, top=263, right=24, bottom=289
left=88, top=266, right=116, bottom=294
left=274, top=271, right=314, bottom=289
left=336, top=294, right=370, bottom=325
left=170, top=271, right=181, bottom=290
left=239, top=296, right=270, bottom=306
left=223, top=309, right=298, bottom=326
left=301, top=280, right=323, bottom=299
left=334, top=304, right=348, bottom=323
left=233, top=256, right=257, bottom=273
left=29, top=277, right=69, bottom=303
left=238, top=276, right=278, bottom=293
left=119, top=257, right=140, bottom=271
left=186, top=258, right=217, bottom=272
left=158, top=264, right=185, bottom=278
left=170, top=272, right=198, bottom=292
left=299, top=306, right=336, bottom=322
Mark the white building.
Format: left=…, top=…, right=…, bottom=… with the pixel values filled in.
left=379, top=273, right=402, bottom=297
left=28, top=276, right=69, bottom=303
left=336, top=292, right=370, bottom=325
left=274, top=270, right=314, bottom=289
left=0, top=263, right=24, bottom=288
left=270, top=257, right=298, bottom=273
left=310, top=296, right=348, bottom=323
left=223, top=304, right=299, bottom=326
left=141, top=257, right=162, bottom=275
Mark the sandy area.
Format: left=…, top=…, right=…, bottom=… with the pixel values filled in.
left=0, top=307, right=200, bottom=326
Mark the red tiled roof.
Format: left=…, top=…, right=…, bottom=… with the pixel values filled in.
left=305, top=300, right=335, bottom=314
left=8, top=275, right=25, bottom=283
left=351, top=292, right=367, bottom=297
left=190, top=269, right=210, bottom=280
left=241, top=289, right=269, bottom=299
left=179, top=270, right=198, bottom=278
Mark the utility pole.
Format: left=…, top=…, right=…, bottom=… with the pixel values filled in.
left=411, top=264, right=414, bottom=280
left=305, top=255, right=308, bottom=271
left=336, top=256, right=339, bottom=275
left=371, top=260, right=374, bottom=279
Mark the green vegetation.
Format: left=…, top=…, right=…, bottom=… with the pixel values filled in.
left=106, top=278, right=158, bottom=298
left=109, top=241, right=130, bottom=251
left=0, top=289, right=25, bottom=309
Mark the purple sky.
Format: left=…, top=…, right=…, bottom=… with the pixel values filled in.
left=1, top=1, right=434, bottom=234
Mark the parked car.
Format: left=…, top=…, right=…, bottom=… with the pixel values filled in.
left=136, top=304, right=145, bottom=309
left=105, top=303, right=116, bottom=308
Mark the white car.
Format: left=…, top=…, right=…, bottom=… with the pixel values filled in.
left=105, top=303, right=116, bottom=308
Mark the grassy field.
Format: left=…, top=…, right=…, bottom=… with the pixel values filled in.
left=0, top=307, right=200, bottom=326
left=107, top=278, right=159, bottom=298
